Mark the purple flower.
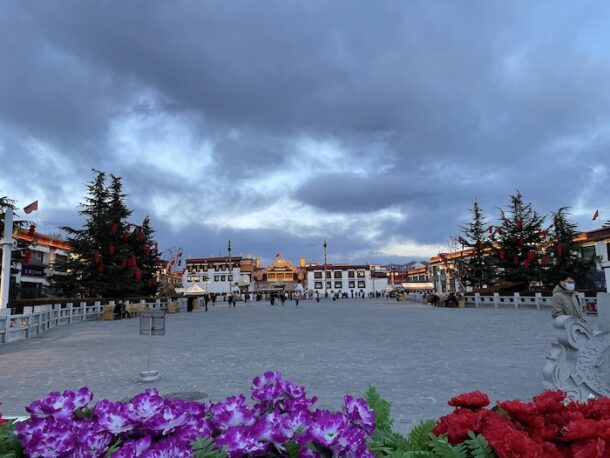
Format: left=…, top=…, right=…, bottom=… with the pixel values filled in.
left=16, top=418, right=77, bottom=458
left=26, top=390, right=77, bottom=420
left=210, top=395, right=257, bottom=429
left=72, top=419, right=114, bottom=457
left=251, top=411, right=294, bottom=446
left=144, top=404, right=190, bottom=435
left=73, top=387, right=94, bottom=410
left=251, top=371, right=284, bottom=402
left=308, top=411, right=348, bottom=448
left=285, top=409, right=312, bottom=434
left=281, top=380, right=307, bottom=399
left=343, top=395, right=376, bottom=435
left=94, top=400, right=134, bottom=434
left=140, top=436, right=192, bottom=458
left=215, top=426, right=268, bottom=457
left=125, top=389, right=164, bottom=422
left=112, top=436, right=152, bottom=458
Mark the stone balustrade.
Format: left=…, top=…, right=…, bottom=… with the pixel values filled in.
left=0, top=298, right=186, bottom=344
left=407, top=292, right=593, bottom=311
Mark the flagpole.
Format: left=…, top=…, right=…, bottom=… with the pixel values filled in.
left=0, top=209, right=15, bottom=311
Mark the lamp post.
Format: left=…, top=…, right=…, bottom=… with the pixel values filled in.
left=227, top=240, right=232, bottom=300
left=323, top=239, right=327, bottom=299
left=0, top=208, right=14, bottom=311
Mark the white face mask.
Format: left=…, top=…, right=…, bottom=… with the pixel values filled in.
left=563, top=281, right=575, bottom=292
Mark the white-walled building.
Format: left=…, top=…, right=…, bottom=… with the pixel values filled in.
left=306, top=264, right=388, bottom=297
left=11, top=229, right=70, bottom=299
left=183, top=256, right=256, bottom=295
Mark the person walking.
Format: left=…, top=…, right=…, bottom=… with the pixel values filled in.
left=551, top=272, right=583, bottom=320
left=280, top=293, right=286, bottom=306
left=295, top=295, right=299, bottom=306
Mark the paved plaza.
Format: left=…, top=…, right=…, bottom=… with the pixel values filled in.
left=0, top=299, right=576, bottom=431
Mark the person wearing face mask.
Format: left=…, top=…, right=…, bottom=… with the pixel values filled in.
left=551, top=272, right=583, bottom=320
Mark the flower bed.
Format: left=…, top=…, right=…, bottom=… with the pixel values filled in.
left=3, top=376, right=610, bottom=457
left=0, top=372, right=375, bottom=457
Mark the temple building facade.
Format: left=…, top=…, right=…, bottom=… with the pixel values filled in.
left=305, top=264, right=388, bottom=297
left=253, top=256, right=307, bottom=293
left=183, top=256, right=256, bottom=294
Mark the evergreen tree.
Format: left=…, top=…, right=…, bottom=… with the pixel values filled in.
left=103, top=175, right=135, bottom=297
left=55, top=171, right=110, bottom=297
left=544, top=207, right=595, bottom=287
left=458, top=200, right=495, bottom=289
left=54, top=171, right=161, bottom=298
left=133, top=216, right=160, bottom=296
left=492, top=191, right=546, bottom=287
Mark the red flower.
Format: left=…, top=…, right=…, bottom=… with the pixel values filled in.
left=448, top=391, right=490, bottom=410
left=0, top=402, right=5, bottom=424
left=497, top=399, right=537, bottom=419
left=571, top=438, right=605, bottom=458
left=561, top=419, right=600, bottom=441
left=533, top=391, right=566, bottom=414
left=488, top=428, right=544, bottom=458
left=434, top=409, right=484, bottom=444
left=589, top=398, right=610, bottom=420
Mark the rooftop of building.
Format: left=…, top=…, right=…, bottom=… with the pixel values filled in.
left=13, top=228, right=70, bottom=251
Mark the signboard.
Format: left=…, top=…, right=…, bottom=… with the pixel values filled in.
left=140, top=310, right=165, bottom=336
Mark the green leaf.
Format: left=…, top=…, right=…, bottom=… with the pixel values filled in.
left=465, top=432, right=494, bottom=458
left=365, top=385, right=394, bottom=433
left=191, top=437, right=227, bottom=458
left=428, top=435, right=468, bottom=458
left=406, top=419, right=436, bottom=451
left=284, top=440, right=300, bottom=458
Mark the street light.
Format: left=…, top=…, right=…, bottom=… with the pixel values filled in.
left=227, top=240, right=232, bottom=299
left=323, top=239, right=327, bottom=299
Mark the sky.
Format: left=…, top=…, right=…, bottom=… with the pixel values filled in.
left=1, top=1, right=610, bottom=266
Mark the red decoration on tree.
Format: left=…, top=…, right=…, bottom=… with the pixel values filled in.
left=97, top=264, right=104, bottom=273
left=27, top=224, right=36, bottom=237
left=488, top=226, right=494, bottom=234
left=123, top=229, right=130, bottom=240
left=178, top=260, right=182, bottom=266
left=142, top=245, right=149, bottom=256
left=499, top=250, right=506, bottom=260
left=513, top=256, right=520, bottom=266
left=518, top=237, right=524, bottom=246
left=121, top=258, right=128, bottom=269
left=94, top=253, right=101, bottom=264
left=527, top=251, right=536, bottom=262
left=137, top=228, right=144, bottom=241
left=515, top=219, right=522, bottom=230
left=170, top=259, right=175, bottom=266
left=129, top=255, right=137, bottom=267
left=108, top=245, right=115, bottom=255
left=541, top=257, right=550, bottom=266
left=134, top=268, right=142, bottom=281
left=556, top=244, right=564, bottom=256
left=23, top=250, right=32, bottom=264
left=111, top=223, right=118, bottom=234
left=479, top=242, right=485, bottom=250
left=524, top=260, right=530, bottom=268
left=147, top=279, right=153, bottom=288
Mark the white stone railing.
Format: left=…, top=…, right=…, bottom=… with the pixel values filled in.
left=0, top=298, right=186, bottom=344
left=407, top=292, right=593, bottom=311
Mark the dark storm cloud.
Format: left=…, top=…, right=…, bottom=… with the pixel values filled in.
left=1, top=0, right=610, bottom=261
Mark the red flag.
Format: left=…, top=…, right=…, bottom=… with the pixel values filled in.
left=23, top=201, right=38, bottom=214
left=593, top=209, right=600, bottom=221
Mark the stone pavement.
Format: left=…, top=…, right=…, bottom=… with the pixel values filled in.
left=0, top=299, right=577, bottom=431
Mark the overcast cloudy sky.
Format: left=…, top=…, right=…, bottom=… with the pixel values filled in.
left=1, top=1, right=609, bottom=265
